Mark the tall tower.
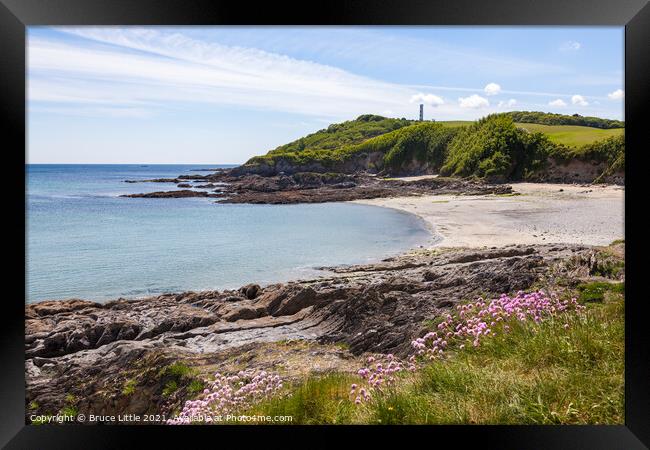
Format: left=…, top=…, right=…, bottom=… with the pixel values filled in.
left=419, top=104, right=424, bottom=121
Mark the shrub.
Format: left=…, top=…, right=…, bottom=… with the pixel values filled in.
left=506, top=111, right=624, bottom=129
left=440, top=114, right=553, bottom=181
left=382, top=123, right=458, bottom=172
left=122, top=379, right=137, bottom=396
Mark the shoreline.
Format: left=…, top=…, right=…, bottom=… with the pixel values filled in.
left=352, top=182, right=624, bottom=249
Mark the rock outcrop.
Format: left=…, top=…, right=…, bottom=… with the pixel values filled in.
left=122, top=172, right=513, bottom=204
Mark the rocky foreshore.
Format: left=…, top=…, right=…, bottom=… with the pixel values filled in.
left=121, top=171, right=513, bottom=204
left=25, top=242, right=623, bottom=423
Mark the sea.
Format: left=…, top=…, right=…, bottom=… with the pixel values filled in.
left=26, top=164, right=432, bottom=303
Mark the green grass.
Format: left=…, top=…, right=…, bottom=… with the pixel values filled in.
left=60, top=406, right=78, bottom=417
left=162, top=380, right=179, bottom=397
left=187, top=379, right=205, bottom=396
left=159, top=362, right=195, bottom=379
left=245, top=373, right=358, bottom=424
left=159, top=361, right=200, bottom=397
left=577, top=281, right=624, bottom=303
left=239, top=294, right=624, bottom=424
left=516, top=123, right=624, bottom=146
left=122, top=379, right=137, bottom=396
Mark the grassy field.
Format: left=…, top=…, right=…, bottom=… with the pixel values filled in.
left=438, top=120, right=623, bottom=147
left=238, top=283, right=624, bottom=425
left=515, top=123, right=624, bottom=146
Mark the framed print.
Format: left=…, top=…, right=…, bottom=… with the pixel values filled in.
left=1, top=0, right=648, bottom=447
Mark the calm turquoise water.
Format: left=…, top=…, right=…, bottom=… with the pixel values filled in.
left=26, top=165, right=431, bottom=302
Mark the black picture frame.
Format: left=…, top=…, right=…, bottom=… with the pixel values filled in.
left=2, top=0, right=648, bottom=447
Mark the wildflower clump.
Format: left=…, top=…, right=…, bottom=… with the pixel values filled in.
left=352, top=290, right=585, bottom=403
left=414, top=290, right=585, bottom=358
left=167, top=369, right=284, bottom=425
left=350, top=354, right=417, bottom=403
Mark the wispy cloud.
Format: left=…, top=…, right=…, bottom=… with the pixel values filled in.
left=29, top=31, right=421, bottom=119
left=27, top=27, right=624, bottom=123
left=497, top=99, right=517, bottom=108
left=34, top=29, right=528, bottom=121
left=34, top=28, right=545, bottom=121
left=560, top=40, right=581, bottom=51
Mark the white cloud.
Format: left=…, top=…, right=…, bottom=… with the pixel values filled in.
left=28, top=32, right=423, bottom=119
left=607, top=89, right=624, bottom=100
left=560, top=41, right=581, bottom=51
left=571, top=94, right=589, bottom=106
left=497, top=99, right=517, bottom=108
left=409, top=93, right=444, bottom=106
left=548, top=99, right=567, bottom=107
left=458, top=94, right=489, bottom=109
left=31, top=29, right=502, bottom=121
left=484, top=83, right=501, bottom=96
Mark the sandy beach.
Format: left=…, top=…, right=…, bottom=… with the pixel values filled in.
left=354, top=182, right=624, bottom=248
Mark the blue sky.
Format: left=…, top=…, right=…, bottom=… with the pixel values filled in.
left=27, top=26, right=624, bottom=164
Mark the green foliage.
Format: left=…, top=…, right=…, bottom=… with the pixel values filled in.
left=60, top=405, right=78, bottom=417
left=550, top=134, right=625, bottom=182
left=162, top=380, right=179, bottom=397
left=159, top=361, right=199, bottom=398
left=507, top=111, right=624, bottom=129
left=243, top=112, right=624, bottom=182
left=248, top=119, right=457, bottom=173
left=159, top=362, right=194, bottom=379
left=382, top=123, right=458, bottom=172
left=122, top=379, right=137, bottom=396
left=440, top=114, right=554, bottom=181
left=187, top=379, right=205, bottom=395
left=265, top=115, right=413, bottom=157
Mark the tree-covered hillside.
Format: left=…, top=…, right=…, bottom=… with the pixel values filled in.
left=506, top=111, right=624, bottom=129
left=241, top=112, right=624, bottom=183
left=267, top=114, right=414, bottom=155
